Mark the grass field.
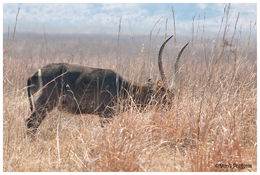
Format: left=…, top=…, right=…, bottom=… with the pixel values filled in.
left=3, top=8, right=257, bottom=172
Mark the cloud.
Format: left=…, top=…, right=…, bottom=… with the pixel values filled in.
left=198, top=3, right=207, bottom=10
left=101, top=3, right=138, bottom=11
left=3, top=3, right=257, bottom=35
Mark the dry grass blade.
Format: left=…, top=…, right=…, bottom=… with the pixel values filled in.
left=3, top=4, right=256, bottom=172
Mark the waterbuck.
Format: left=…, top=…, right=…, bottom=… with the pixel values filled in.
left=26, top=35, right=189, bottom=133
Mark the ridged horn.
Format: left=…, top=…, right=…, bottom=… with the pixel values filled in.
left=174, top=42, right=189, bottom=75
left=172, top=42, right=189, bottom=91
left=158, top=35, right=173, bottom=88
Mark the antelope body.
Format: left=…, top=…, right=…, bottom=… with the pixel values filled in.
left=26, top=36, right=188, bottom=133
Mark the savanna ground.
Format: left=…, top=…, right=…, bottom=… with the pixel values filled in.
left=3, top=8, right=257, bottom=172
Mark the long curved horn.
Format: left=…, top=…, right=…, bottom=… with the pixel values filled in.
left=174, top=42, right=189, bottom=75
left=172, top=42, right=189, bottom=91
left=158, top=35, right=173, bottom=87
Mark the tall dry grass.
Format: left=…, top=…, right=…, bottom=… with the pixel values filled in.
left=3, top=6, right=256, bottom=172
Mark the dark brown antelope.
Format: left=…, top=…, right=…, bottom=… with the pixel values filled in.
left=26, top=35, right=189, bottom=133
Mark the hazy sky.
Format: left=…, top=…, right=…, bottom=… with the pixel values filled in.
left=3, top=3, right=257, bottom=35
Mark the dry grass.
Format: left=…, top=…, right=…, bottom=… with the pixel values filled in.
left=3, top=7, right=257, bottom=172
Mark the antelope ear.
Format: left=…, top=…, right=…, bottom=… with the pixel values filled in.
left=156, top=80, right=163, bottom=87
left=147, top=78, right=154, bottom=88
